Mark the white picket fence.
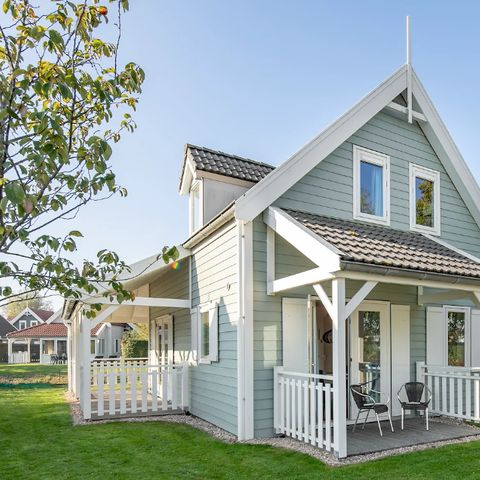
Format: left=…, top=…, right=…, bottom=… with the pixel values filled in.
left=9, top=351, right=29, bottom=364
left=274, top=368, right=335, bottom=451
left=417, top=362, right=480, bottom=421
left=90, top=361, right=189, bottom=418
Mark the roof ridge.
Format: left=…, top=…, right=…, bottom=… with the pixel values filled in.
left=186, top=143, right=275, bottom=169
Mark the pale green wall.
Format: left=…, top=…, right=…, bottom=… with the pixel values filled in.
left=274, top=110, right=480, bottom=257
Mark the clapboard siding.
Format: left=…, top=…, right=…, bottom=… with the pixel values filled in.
left=149, top=261, right=191, bottom=364
left=275, top=109, right=480, bottom=257
left=190, top=222, right=238, bottom=435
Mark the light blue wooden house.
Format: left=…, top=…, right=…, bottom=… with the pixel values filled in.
left=64, top=62, right=480, bottom=458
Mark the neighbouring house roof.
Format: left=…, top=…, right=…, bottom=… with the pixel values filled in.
left=8, top=306, right=54, bottom=325
left=0, top=314, right=16, bottom=338
left=7, top=322, right=101, bottom=338
left=284, top=209, right=480, bottom=279
left=30, top=308, right=54, bottom=321
left=179, top=144, right=275, bottom=193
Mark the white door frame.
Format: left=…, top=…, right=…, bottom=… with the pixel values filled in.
left=349, top=300, right=391, bottom=419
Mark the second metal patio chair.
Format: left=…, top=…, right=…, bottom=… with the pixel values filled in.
left=397, top=381, right=432, bottom=430
left=350, top=384, right=394, bottom=436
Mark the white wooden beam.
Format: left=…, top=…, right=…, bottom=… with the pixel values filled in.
left=335, top=270, right=480, bottom=293
left=344, top=281, right=378, bottom=320
left=385, top=101, right=426, bottom=122
left=472, top=291, right=480, bottom=307
left=263, top=207, right=341, bottom=271
left=90, top=305, right=120, bottom=329
left=266, top=226, right=275, bottom=295
left=331, top=278, right=347, bottom=458
left=313, top=284, right=334, bottom=320
left=271, top=268, right=334, bottom=294
left=83, top=296, right=190, bottom=309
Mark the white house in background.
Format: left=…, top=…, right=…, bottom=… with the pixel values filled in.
left=63, top=60, right=480, bottom=459
left=7, top=308, right=128, bottom=364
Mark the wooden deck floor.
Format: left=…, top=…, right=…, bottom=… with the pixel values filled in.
left=347, top=417, right=480, bottom=456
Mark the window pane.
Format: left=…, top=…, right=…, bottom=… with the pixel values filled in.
left=358, top=311, right=381, bottom=393
left=192, top=185, right=201, bottom=232
left=360, top=161, right=383, bottom=216
left=415, top=177, right=434, bottom=227
left=201, top=311, right=210, bottom=357
left=448, top=311, right=465, bottom=367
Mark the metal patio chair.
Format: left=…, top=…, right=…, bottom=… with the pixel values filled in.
left=397, top=381, right=432, bottom=430
left=350, top=384, right=394, bottom=436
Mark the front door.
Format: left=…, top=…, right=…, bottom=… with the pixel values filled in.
left=349, top=301, right=390, bottom=418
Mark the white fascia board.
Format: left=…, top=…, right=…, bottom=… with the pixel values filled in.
left=264, top=207, right=341, bottom=271
left=235, top=65, right=408, bottom=222
left=412, top=70, right=480, bottom=229
left=179, top=152, right=196, bottom=195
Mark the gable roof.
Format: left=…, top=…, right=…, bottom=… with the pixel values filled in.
left=235, top=65, right=480, bottom=231
left=284, top=209, right=480, bottom=279
left=0, top=314, right=16, bottom=338
left=9, top=307, right=52, bottom=325
left=179, top=144, right=275, bottom=194
left=7, top=322, right=101, bottom=338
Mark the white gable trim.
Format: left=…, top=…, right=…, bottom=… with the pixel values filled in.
left=9, top=307, right=45, bottom=326
left=235, top=65, right=480, bottom=234
left=235, top=65, right=407, bottom=221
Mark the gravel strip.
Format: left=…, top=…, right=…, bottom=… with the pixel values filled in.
left=65, top=393, right=480, bottom=466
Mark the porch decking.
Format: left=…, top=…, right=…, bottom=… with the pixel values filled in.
left=347, top=417, right=480, bottom=456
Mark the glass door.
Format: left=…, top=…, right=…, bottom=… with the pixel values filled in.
left=349, top=301, right=390, bottom=419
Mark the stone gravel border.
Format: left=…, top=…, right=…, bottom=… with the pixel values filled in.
left=65, top=392, right=480, bottom=466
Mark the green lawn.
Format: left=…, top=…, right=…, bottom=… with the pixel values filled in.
left=0, top=363, right=67, bottom=385
left=1, top=385, right=480, bottom=479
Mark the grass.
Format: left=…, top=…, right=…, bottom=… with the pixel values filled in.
left=0, top=363, right=67, bottom=385
left=1, top=385, right=480, bottom=479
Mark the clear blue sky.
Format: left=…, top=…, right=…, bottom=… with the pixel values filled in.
left=60, top=0, right=480, bottom=305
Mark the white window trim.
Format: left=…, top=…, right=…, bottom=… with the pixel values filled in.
left=445, top=305, right=470, bottom=368
left=19, top=320, right=27, bottom=330
left=30, top=320, right=38, bottom=327
left=189, top=179, right=204, bottom=235
left=353, top=145, right=390, bottom=226
left=409, top=163, right=441, bottom=236
left=196, top=301, right=219, bottom=364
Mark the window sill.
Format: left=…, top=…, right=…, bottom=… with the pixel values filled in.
left=353, top=212, right=390, bottom=227
left=410, top=224, right=441, bottom=236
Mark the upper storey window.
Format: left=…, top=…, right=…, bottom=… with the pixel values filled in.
left=409, top=164, right=440, bottom=235
left=353, top=146, right=390, bottom=225
left=190, top=180, right=203, bottom=234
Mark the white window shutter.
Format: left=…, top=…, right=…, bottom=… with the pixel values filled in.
left=208, top=303, right=219, bottom=362
left=426, top=306, right=445, bottom=366
left=471, top=309, right=480, bottom=367
left=191, top=308, right=199, bottom=364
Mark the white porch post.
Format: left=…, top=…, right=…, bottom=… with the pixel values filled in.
left=332, top=278, right=347, bottom=458
left=7, top=338, right=12, bottom=363
left=80, top=312, right=92, bottom=420
left=27, top=339, right=31, bottom=363
left=74, top=314, right=81, bottom=397
left=54, top=338, right=58, bottom=355
left=67, top=324, right=72, bottom=391
left=39, top=339, right=43, bottom=363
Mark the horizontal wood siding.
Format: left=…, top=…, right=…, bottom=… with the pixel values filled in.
left=149, top=261, right=191, bottom=364
left=275, top=110, right=480, bottom=257
left=190, top=222, right=238, bottom=435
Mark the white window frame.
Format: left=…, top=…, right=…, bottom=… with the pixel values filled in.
left=19, top=320, right=27, bottom=330
left=30, top=320, right=38, bottom=327
left=189, top=179, right=204, bottom=235
left=195, top=302, right=219, bottom=364
left=445, top=306, right=470, bottom=368
left=353, top=145, right=390, bottom=226
left=409, top=163, right=441, bottom=236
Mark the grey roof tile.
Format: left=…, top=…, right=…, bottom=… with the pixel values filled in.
left=284, top=209, right=480, bottom=279
left=187, top=144, right=275, bottom=183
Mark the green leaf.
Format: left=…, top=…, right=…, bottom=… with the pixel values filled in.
left=4, top=182, right=25, bottom=205
left=69, top=230, right=83, bottom=238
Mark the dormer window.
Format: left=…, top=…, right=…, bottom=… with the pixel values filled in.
left=409, top=164, right=440, bottom=235
left=190, top=180, right=203, bottom=234
left=353, top=146, right=390, bottom=225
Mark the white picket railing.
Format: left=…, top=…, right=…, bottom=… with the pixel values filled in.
left=417, top=362, right=480, bottom=421
left=9, top=351, right=29, bottom=364
left=274, top=367, right=335, bottom=452
left=90, top=362, right=189, bottom=418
